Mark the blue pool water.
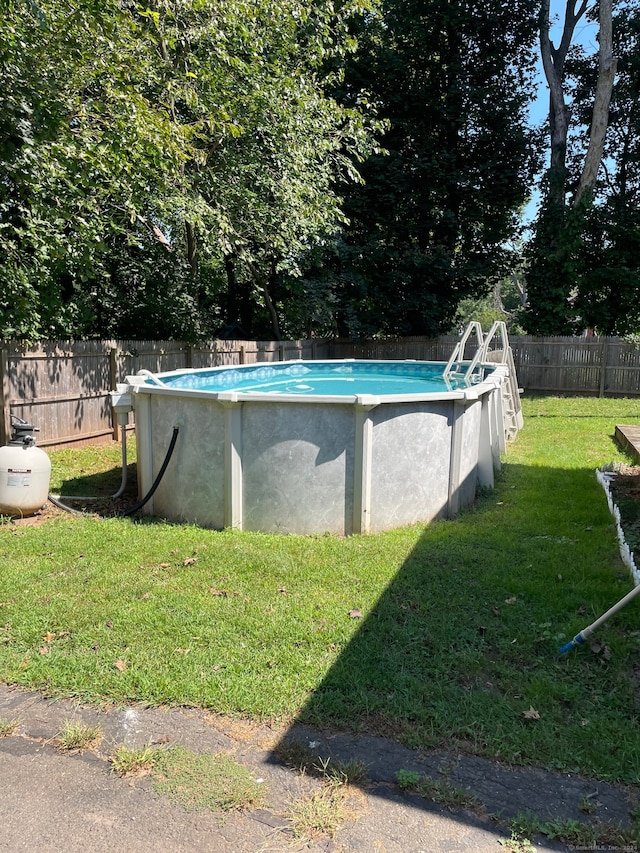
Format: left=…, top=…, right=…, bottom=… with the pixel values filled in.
left=157, top=360, right=484, bottom=396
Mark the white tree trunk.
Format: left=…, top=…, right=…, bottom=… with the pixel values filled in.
left=539, top=0, right=590, bottom=205
left=573, top=0, right=617, bottom=206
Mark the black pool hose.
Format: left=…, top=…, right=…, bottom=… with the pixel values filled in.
left=119, top=426, right=180, bottom=517
left=47, top=493, right=85, bottom=514
left=48, top=427, right=180, bottom=518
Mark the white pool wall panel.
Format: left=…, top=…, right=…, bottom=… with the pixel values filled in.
left=368, top=402, right=452, bottom=532
left=146, top=394, right=226, bottom=528
left=241, top=401, right=355, bottom=535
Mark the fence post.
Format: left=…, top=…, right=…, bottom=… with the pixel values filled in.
left=598, top=338, right=609, bottom=398
left=0, top=346, right=11, bottom=445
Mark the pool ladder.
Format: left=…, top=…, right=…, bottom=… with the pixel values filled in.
left=444, top=321, right=523, bottom=440
left=443, top=321, right=485, bottom=384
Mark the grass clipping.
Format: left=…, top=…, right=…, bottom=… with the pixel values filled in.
left=151, top=746, right=266, bottom=813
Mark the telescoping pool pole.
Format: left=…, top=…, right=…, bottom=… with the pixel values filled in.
left=559, top=582, right=640, bottom=654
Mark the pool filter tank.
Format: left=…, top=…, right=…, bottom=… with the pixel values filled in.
left=0, top=416, right=51, bottom=517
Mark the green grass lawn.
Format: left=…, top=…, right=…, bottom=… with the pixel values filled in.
left=2, top=396, right=640, bottom=782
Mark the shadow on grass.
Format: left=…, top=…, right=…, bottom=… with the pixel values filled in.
left=53, top=462, right=138, bottom=515
left=269, top=461, right=640, bottom=840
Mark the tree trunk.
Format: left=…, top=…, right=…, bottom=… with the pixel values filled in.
left=261, top=283, right=281, bottom=342
left=185, top=221, right=197, bottom=276
left=511, top=271, right=527, bottom=309
left=574, top=0, right=617, bottom=206
left=250, top=260, right=281, bottom=341
left=539, top=0, right=590, bottom=206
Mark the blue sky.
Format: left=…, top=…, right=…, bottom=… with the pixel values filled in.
left=529, top=0, right=600, bottom=125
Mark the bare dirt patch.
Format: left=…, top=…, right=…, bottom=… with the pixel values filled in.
left=3, top=503, right=64, bottom=528
left=3, top=494, right=137, bottom=528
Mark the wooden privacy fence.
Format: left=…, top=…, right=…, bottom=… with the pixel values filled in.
left=1, top=335, right=640, bottom=448
left=509, top=336, right=640, bottom=397
left=0, top=338, right=330, bottom=447
left=334, top=335, right=640, bottom=398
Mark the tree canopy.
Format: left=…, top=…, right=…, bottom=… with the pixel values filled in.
left=0, top=0, right=378, bottom=340
left=571, top=0, right=640, bottom=335
left=8, top=1, right=636, bottom=342
left=523, top=0, right=633, bottom=336
left=300, top=0, right=541, bottom=338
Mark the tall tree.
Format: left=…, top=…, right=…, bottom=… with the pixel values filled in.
left=307, top=0, right=540, bottom=339
left=571, top=0, right=640, bottom=334
left=0, top=0, right=194, bottom=339
left=524, top=0, right=617, bottom=335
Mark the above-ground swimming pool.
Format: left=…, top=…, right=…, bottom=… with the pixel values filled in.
left=124, top=359, right=512, bottom=535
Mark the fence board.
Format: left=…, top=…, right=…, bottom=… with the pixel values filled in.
left=329, top=337, right=453, bottom=362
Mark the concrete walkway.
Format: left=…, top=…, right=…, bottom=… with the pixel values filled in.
left=1, top=684, right=637, bottom=852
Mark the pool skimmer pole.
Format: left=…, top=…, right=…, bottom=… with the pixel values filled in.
left=559, top=582, right=640, bottom=654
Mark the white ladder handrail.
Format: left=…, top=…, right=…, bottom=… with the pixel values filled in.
left=480, top=320, right=510, bottom=363
left=137, top=369, right=167, bottom=387
left=444, top=321, right=484, bottom=381
left=443, top=341, right=462, bottom=377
